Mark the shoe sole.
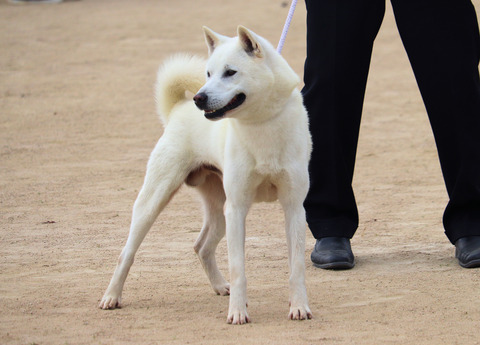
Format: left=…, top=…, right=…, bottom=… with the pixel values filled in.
left=458, top=258, right=480, bottom=268
left=312, top=261, right=355, bottom=270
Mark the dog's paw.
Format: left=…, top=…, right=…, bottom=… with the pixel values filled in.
left=213, top=282, right=230, bottom=296
left=98, top=295, right=122, bottom=310
left=227, top=305, right=250, bottom=325
left=288, top=304, right=312, bottom=321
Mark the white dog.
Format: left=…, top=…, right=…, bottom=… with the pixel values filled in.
left=99, top=26, right=312, bottom=324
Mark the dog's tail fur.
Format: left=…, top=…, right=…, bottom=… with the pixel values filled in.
left=155, top=54, right=206, bottom=125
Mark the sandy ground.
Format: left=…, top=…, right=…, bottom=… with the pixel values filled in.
left=1, top=0, right=480, bottom=344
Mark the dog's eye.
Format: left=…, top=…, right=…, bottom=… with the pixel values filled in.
left=224, top=69, right=237, bottom=77
left=207, top=71, right=211, bottom=78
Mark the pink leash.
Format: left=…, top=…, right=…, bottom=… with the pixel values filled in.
left=276, top=0, right=298, bottom=54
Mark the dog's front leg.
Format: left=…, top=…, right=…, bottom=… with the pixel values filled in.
left=223, top=161, right=256, bottom=325
left=283, top=204, right=312, bottom=320
left=224, top=200, right=250, bottom=324
left=278, top=173, right=312, bottom=321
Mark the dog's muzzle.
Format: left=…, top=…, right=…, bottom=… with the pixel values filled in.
left=193, top=92, right=246, bottom=120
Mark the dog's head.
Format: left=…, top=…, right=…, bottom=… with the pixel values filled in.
left=193, top=26, right=300, bottom=122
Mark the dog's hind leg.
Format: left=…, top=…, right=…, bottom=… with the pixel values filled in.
left=99, top=138, right=192, bottom=310
left=192, top=170, right=230, bottom=296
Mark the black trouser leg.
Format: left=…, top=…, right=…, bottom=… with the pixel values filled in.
left=302, top=0, right=385, bottom=239
left=391, top=0, right=480, bottom=243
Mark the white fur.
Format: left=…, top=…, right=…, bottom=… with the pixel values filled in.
left=155, top=54, right=206, bottom=125
left=99, top=26, right=313, bottom=325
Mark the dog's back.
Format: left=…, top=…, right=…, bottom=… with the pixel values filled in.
left=155, top=54, right=206, bottom=125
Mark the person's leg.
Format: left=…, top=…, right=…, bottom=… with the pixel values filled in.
left=302, top=0, right=385, bottom=268
left=303, top=0, right=385, bottom=239
left=391, top=0, right=480, bottom=267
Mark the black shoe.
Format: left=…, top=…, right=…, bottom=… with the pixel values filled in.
left=455, top=236, right=480, bottom=268
left=311, top=237, right=355, bottom=270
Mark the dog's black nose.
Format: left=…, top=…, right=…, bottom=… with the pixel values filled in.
left=193, top=92, right=208, bottom=109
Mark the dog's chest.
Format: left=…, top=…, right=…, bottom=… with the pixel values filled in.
left=247, top=136, right=286, bottom=175
left=251, top=155, right=286, bottom=203
left=254, top=158, right=283, bottom=176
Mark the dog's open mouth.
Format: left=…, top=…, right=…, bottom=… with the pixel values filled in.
left=204, top=93, right=246, bottom=120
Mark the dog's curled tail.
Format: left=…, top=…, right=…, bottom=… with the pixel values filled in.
left=155, top=54, right=206, bottom=125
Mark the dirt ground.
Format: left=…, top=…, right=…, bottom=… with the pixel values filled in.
left=1, top=0, right=480, bottom=344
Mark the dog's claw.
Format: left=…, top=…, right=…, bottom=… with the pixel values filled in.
left=99, top=296, right=122, bottom=310
left=227, top=312, right=250, bottom=325
left=227, top=301, right=250, bottom=325
left=214, top=283, right=230, bottom=296
left=288, top=306, right=312, bottom=321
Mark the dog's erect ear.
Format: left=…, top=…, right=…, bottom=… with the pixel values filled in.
left=203, top=26, right=226, bottom=55
left=237, top=26, right=263, bottom=58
